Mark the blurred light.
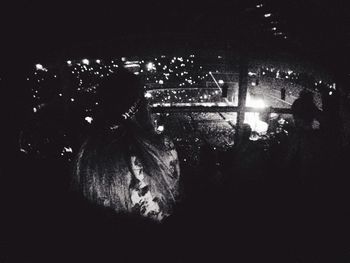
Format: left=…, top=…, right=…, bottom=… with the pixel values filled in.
left=272, top=27, right=277, bottom=31
left=277, top=118, right=286, bottom=125
left=159, top=80, right=164, bottom=84
left=124, top=63, right=140, bottom=68
left=145, top=92, right=152, bottom=98
left=35, top=64, right=44, bottom=70
left=85, top=116, right=93, bottom=123
left=67, top=60, right=72, bottom=65
left=146, top=62, right=156, bottom=71
left=270, top=113, right=278, bottom=118
left=264, top=13, right=272, bottom=17
left=245, top=113, right=268, bottom=134
left=125, top=61, right=140, bottom=65
left=329, top=91, right=333, bottom=95
left=218, top=80, right=224, bottom=85
left=256, top=4, right=263, bottom=8
left=246, top=94, right=266, bottom=108
left=82, top=59, right=90, bottom=65
left=96, top=59, right=101, bottom=64
left=63, top=147, right=73, bottom=153
left=121, top=57, right=126, bottom=61
left=33, top=107, right=37, bottom=113
left=157, top=125, right=164, bottom=132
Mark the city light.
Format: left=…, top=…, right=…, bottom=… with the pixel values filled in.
left=85, top=116, right=93, bottom=123
left=63, top=147, right=73, bottom=153
left=82, top=59, right=90, bottom=65
left=35, top=64, right=44, bottom=70
left=146, top=62, right=156, bottom=71
left=157, top=125, right=164, bottom=132
left=145, top=92, right=152, bottom=98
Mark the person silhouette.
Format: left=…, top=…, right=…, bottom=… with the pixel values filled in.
left=71, top=68, right=180, bottom=222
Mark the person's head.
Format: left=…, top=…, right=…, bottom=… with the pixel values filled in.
left=299, top=89, right=314, bottom=103
left=292, top=89, right=317, bottom=128
left=95, top=68, right=154, bottom=132
left=72, top=69, right=178, bottom=221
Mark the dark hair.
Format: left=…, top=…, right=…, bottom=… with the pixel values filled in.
left=94, top=68, right=143, bottom=125
left=71, top=69, right=179, bottom=219
left=292, top=89, right=318, bottom=124
left=241, top=123, right=252, bottom=141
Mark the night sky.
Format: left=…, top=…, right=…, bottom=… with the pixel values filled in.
left=0, top=0, right=349, bottom=71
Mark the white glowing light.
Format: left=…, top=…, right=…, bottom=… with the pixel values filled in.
left=272, top=27, right=277, bottom=31
left=85, top=116, right=93, bottom=123
left=82, top=59, right=90, bottom=65
left=329, top=91, right=333, bottom=95
left=71, top=98, right=75, bottom=102
left=35, top=64, right=44, bottom=70
left=145, top=92, right=152, bottom=98
left=218, top=80, right=224, bottom=85
left=246, top=94, right=266, bottom=108
left=33, top=107, right=37, bottom=113
left=64, top=147, right=73, bottom=153
left=96, top=59, right=101, bottom=64
left=245, top=113, right=268, bottom=134
left=264, top=13, right=272, bottom=17
left=146, top=62, right=156, bottom=71
left=67, top=60, right=72, bottom=65
left=124, top=64, right=140, bottom=68
left=157, top=125, right=164, bottom=132
left=159, top=80, right=164, bottom=84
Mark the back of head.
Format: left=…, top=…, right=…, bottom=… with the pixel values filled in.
left=292, top=89, right=318, bottom=125
left=96, top=68, right=143, bottom=126
left=72, top=69, right=179, bottom=222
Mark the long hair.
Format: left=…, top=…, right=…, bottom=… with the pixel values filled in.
left=71, top=68, right=179, bottom=218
